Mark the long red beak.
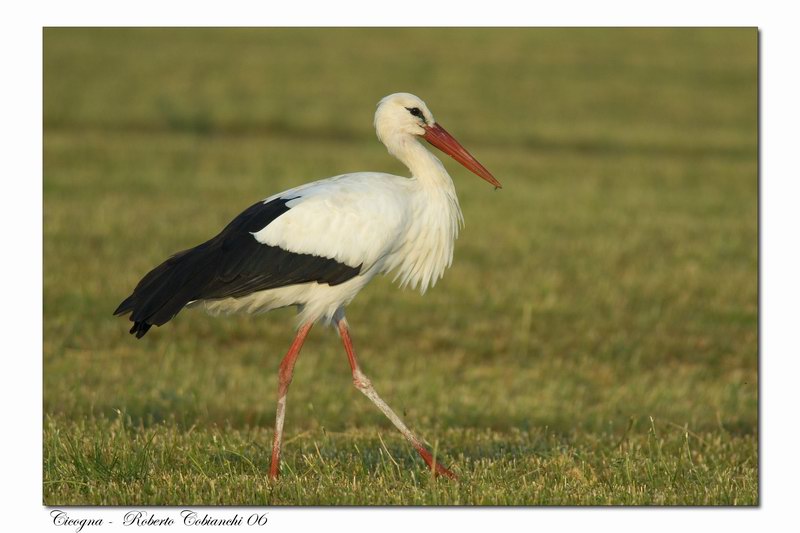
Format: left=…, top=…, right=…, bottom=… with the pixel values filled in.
left=423, top=123, right=502, bottom=189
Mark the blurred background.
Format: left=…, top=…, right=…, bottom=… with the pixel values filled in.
left=43, top=28, right=757, bottom=504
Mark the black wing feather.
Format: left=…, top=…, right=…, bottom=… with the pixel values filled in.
left=114, top=197, right=361, bottom=338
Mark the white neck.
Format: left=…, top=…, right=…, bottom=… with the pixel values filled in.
left=386, top=134, right=455, bottom=191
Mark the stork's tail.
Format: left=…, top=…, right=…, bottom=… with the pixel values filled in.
left=113, top=248, right=208, bottom=338
left=113, top=295, right=154, bottom=338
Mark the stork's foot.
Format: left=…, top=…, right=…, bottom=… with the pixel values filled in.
left=414, top=445, right=457, bottom=479
left=268, top=453, right=280, bottom=480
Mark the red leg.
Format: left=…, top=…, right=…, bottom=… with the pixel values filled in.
left=269, top=322, right=313, bottom=480
left=338, top=319, right=456, bottom=479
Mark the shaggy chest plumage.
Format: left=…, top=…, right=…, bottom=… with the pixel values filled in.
left=384, top=177, right=463, bottom=292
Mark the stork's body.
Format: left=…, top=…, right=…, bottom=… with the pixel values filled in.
left=203, top=167, right=462, bottom=326
left=115, top=93, right=501, bottom=479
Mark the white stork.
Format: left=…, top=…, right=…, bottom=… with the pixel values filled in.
left=115, top=92, right=502, bottom=479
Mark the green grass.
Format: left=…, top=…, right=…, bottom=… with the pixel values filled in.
left=44, top=413, right=755, bottom=505
left=43, top=28, right=758, bottom=505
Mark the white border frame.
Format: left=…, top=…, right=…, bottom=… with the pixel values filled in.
left=4, top=1, right=797, bottom=531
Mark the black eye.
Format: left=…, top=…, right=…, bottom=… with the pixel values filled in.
left=406, top=107, right=424, bottom=119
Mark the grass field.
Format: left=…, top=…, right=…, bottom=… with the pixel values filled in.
left=43, top=28, right=758, bottom=505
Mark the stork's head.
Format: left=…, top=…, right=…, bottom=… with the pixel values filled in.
left=374, top=93, right=502, bottom=189
left=375, top=93, right=435, bottom=139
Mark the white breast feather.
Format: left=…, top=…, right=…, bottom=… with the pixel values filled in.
left=386, top=185, right=462, bottom=293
